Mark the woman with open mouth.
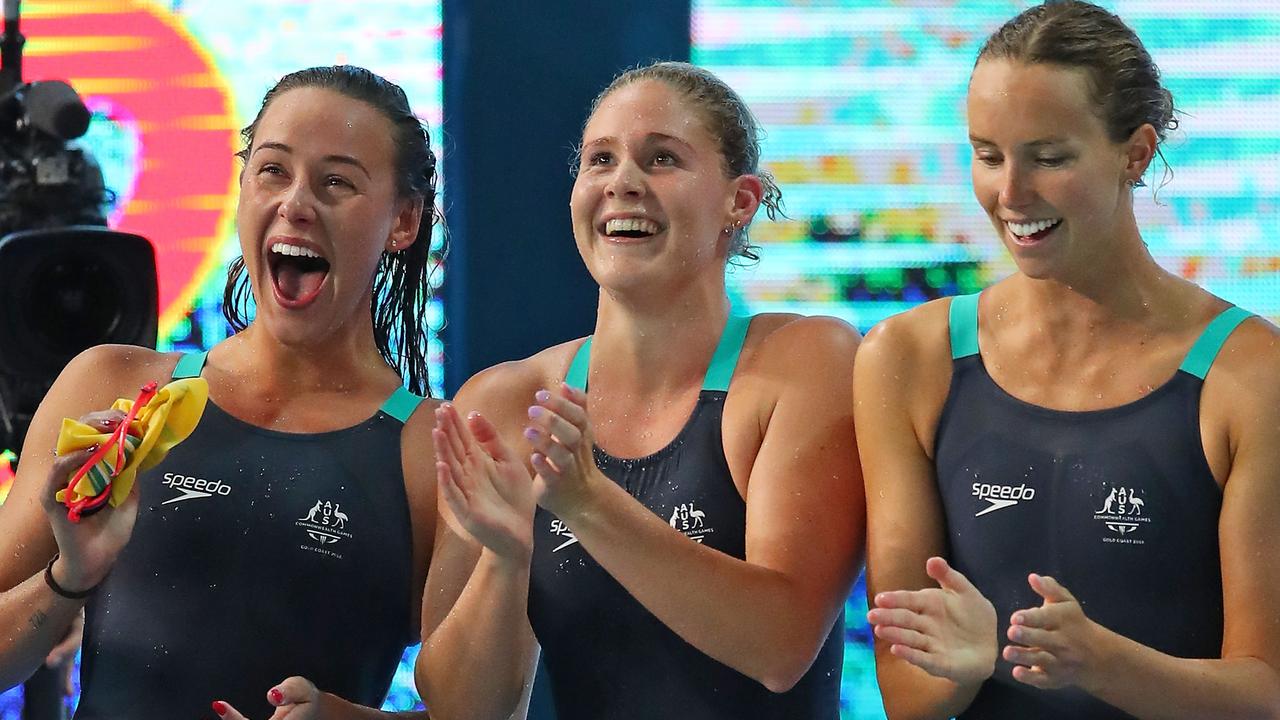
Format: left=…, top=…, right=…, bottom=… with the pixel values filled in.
left=416, top=61, right=865, bottom=720
left=859, top=2, right=1280, bottom=719
left=0, top=66, right=442, bottom=720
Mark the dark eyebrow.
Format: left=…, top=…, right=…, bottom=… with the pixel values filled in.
left=251, top=141, right=371, bottom=179
left=645, top=133, right=696, bottom=155
left=581, top=132, right=696, bottom=154
left=1025, top=138, right=1069, bottom=149
left=968, top=134, right=1069, bottom=149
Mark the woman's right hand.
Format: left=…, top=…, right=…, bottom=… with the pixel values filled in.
left=39, top=409, right=142, bottom=592
left=867, top=556, right=999, bottom=685
left=433, top=403, right=536, bottom=562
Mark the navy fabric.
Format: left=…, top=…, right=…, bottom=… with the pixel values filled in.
left=529, top=321, right=843, bottom=719
left=936, top=296, right=1243, bottom=719
left=75, top=355, right=416, bottom=719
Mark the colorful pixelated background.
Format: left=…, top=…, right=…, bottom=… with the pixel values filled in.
left=2, top=0, right=1278, bottom=718
left=692, top=0, right=1280, bottom=717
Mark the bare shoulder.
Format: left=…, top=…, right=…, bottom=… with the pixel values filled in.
left=857, top=298, right=952, bottom=376
left=400, top=395, right=444, bottom=440
left=45, top=344, right=179, bottom=411
left=453, top=339, right=584, bottom=422
left=1205, top=314, right=1280, bottom=412
left=746, top=313, right=861, bottom=362
left=853, top=299, right=957, bottom=455
left=726, top=316, right=860, bottom=450
left=1208, top=313, right=1280, bottom=374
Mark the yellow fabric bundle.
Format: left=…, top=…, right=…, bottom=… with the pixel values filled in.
left=55, top=377, right=209, bottom=508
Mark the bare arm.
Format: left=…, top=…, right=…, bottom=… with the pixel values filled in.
left=0, top=345, right=164, bottom=691
left=415, top=368, right=539, bottom=720
left=530, top=317, right=864, bottom=691
left=856, top=306, right=993, bottom=719
left=0, top=549, right=95, bottom=692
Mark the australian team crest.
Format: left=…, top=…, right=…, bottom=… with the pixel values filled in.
left=669, top=502, right=714, bottom=543
left=296, top=499, right=354, bottom=558
left=1092, top=486, right=1152, bottom=545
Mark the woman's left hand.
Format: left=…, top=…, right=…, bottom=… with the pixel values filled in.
left=1003, top=573, right=1108, bottom=691
left=523, top=383, right=604, bottom=518
left=213, top=677, right=336, bottom=719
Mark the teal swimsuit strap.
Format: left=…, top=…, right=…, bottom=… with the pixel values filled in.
left=563, top=313, right=754, bottom=392
left=565, top=337, right=592, bottom=391
left=949, top=293, right=981, bottom=359
left=380, top=386, right=425, bottom=423
left=171, top=351, right=208, bottom=379
left=702, top=314, right=752, bottom=392
left=1179, top=306, right=1254, bottom=380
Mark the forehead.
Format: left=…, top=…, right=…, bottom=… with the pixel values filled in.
left=583, top=79, right=715, bottom=147
left=253, top=87, right=395, bottom=162
left=967, top=59, right=1109, bottom=143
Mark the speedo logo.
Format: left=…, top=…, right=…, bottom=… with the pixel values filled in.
left=972, top=482, right=1035, bottom=517
left=162, top=472, right=232, bottom=505
left=549, top=518, right=579, bottom=552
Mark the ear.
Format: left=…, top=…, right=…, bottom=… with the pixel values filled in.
left=1122, top=123, right=1159, bottom=186
left=726, top=174, right=764, bottom=230
left=386, top=195, right=426, bottom=253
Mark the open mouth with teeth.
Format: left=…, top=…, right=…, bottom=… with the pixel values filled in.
left=268, top=242, right=330, bottom=307
left=602, top=217, right=664, bottom=240
left=1006, top=218, right=1062, bottom=244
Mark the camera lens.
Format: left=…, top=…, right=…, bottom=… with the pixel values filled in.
left=25, top=252, right=124, bottom=354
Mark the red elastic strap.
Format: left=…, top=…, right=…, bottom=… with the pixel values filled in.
left=63, top=381, right=159, bottom=523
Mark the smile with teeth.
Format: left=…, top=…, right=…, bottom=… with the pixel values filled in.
left=1006, top=218, right=1062, bottom=238
left=604, top=217, right=663, bottom=238
left=271, top=241, right=323, bottom=258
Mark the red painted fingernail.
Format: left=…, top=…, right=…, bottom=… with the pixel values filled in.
left=269, top=688, right=284, bottom=704
left=211, top=700, right=228, bottom=716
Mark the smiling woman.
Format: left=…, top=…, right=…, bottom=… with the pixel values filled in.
left=0, top=66, right=441, bottom=720
left=223, top=67, right=440, bottom=398
left=416, top=61, right=865, bottom=720
left=858, top=3, right=1280, bottom=719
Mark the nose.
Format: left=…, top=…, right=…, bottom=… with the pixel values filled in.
left=998, top=160, right=1036, bottom=210
left=604, top=158, right=646, bottom=199
left=278, top=178, right=318, bottom=225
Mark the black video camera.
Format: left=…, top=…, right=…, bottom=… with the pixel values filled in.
left=0, top=0, right=157, bottom=455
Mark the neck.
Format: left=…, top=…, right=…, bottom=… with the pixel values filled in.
left=589, top=278, right=730, bottom=396
left=221, top=310, right=389, bottom=396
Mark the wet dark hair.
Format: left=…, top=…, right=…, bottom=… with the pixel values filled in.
left=977, top=0, right=1176, bottom=186
left=584, top=61, right=782, bottom=263
left=224, top=65, right=441, bottom=396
